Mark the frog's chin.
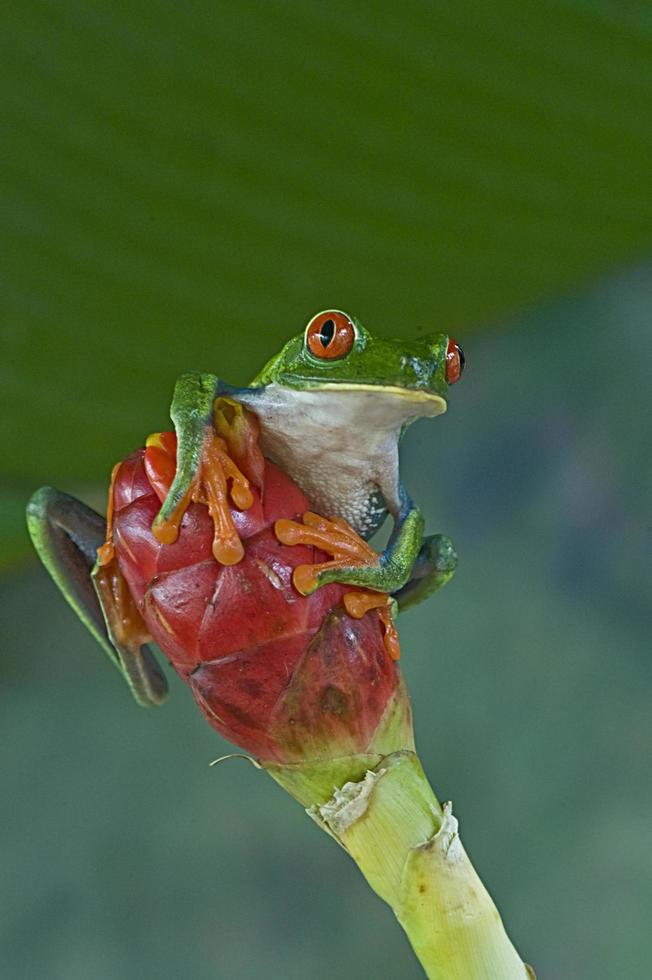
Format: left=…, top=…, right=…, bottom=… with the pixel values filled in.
left=313, top=382, right=447, bottom=418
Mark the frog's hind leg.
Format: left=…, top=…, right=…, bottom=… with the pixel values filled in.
left=26, top=487, right=167, bottom=707
left=392, top=534, right=458, bottom=612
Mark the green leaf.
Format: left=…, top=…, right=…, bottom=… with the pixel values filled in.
left=0, top=488, right=34, bottom=572
left=3, top=0, right=652, bottom=564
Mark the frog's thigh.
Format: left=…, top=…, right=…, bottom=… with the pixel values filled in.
left=26, top=488, right=168, bottom=706
left=27, top=487, right=110, bottom=644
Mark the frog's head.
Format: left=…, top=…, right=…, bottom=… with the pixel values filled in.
left=253, top=310, right=464, bottom=419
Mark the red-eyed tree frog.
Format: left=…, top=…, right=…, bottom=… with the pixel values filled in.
left=27, top=310, right=464, bottom=706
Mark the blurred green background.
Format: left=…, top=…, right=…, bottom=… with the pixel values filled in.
left=2, top=2, right=651, bottom=978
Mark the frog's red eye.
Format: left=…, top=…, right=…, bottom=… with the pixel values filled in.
left=306, top=311, right=356, bottom=360
left=445, top=337, right=465, bottom=384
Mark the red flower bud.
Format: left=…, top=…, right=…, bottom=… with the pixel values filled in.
left=110, top=443, right=412, bottom=777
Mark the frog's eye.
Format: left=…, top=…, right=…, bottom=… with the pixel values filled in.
left=445, top=337, right=465, bottom=384
left=306, top=311, right=356, bottom=360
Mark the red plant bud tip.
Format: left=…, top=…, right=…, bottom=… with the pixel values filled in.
left=110, top=444, right=405, bottom=765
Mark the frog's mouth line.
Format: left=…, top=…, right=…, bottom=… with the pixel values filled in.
left=312, top=382, right=447, bottom=415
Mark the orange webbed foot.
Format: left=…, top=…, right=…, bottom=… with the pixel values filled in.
left=342, top=591, right=401, bottom=661
left=149, top=398, right=264, bottom=566
left=274, top=511, right=378, bottom=595
left=149, top=428, right=250, bottom=565
left=274, top=511, right=400, bottom=660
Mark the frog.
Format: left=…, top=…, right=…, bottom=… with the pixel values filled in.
left=27, top=309, right=464, bottom=707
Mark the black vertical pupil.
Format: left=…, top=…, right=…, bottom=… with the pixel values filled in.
left=457, top=344, right=466, bottom=373
left=319, top=318, right=336, bottom=346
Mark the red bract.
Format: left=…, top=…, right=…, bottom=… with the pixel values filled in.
left=111, top=445, right=401, bottom=764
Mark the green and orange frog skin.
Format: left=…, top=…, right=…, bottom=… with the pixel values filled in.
left=27, top=310, right=464, bottom=705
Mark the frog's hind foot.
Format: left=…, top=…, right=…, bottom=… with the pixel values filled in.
left=26, top=487, right=167, bottom=707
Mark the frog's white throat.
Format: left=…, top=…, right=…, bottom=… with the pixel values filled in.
left=238, top=383, right=446, bottom=538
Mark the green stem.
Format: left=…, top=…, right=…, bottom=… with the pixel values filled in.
left=309, top=751, right=533, bottom=980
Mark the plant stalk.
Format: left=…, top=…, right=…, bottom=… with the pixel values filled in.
left=303, top=751, right=533, bottom=980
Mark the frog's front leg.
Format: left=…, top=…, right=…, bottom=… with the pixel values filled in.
left=152, top=372, right=224, bottom=547
left=26, top=487, right=167, bottom=707
left=275, top=487, right=425, bottom=596
left=152, top=373, right=262, bottom=565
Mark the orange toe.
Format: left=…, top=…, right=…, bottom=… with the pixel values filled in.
left=149, top=414, right=258, bottom=566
